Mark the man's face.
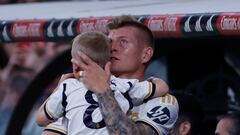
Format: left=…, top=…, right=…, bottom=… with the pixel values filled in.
left=215, top=118, right=233, bottom=135
left=108, top=26, right=145, bottom=78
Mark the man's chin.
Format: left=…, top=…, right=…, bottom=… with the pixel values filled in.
left=110, top=68, right=120, bottom=75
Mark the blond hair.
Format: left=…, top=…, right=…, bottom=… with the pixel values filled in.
left=71, top=31, right=111, bottom=67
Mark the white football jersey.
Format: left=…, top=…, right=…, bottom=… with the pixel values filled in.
left=129, top=94, right=179, bottom=135
left=44, top=76, right=154, bottom=135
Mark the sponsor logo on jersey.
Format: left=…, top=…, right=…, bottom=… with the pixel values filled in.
left=147, top=106, right=170, bottom=125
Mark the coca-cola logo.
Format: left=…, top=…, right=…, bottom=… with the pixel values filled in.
left=79, top=21, right=95, bottom=32
left=95, top=19, right=109, bottom=33
left=220, top=16, right=240, bottom=30
left=77, top=17, right=112, bottom=34
left=148, top=16, right=177, bottom=32
left=12, top=22, right=42, bottom=38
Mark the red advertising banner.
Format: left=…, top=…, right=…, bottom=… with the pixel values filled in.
left=144, top=15, right=184, bottom=37
left=217, top=13, right=240, bottom=35
left=1, top=12, right=240, bottom=43
left=10, top=20, right=46, bottom=41
left=77, top=17, right=112, bottom=34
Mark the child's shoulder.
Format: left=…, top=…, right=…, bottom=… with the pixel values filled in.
left=60, top=78, right=82, bottom=88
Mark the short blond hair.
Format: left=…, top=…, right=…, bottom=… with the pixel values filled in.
left=71, top=31, right=111, bottom=67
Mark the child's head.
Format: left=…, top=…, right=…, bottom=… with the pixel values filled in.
left=71, top=31, right=111, bottom=76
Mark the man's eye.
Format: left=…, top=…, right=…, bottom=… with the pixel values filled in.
left=120, top=39, right=128, bottom=44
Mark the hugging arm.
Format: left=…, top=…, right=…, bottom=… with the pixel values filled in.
left=150, top=77, right=169, bottom=98
left=36, top=100, right=54, bottom=127
left=96, top=90, right=158, bottom=135
left=36, top=73, right=74, bottom=127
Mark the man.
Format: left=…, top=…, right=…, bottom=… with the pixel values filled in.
left=71, top=15, right=178, bottom=135
left=215, top=112, right=240, bottom=135
left=36, top=31, right=169, bottom=134
left=43, top=15, right=178, bottom=135
left=170, top=91, right=204, bottom=135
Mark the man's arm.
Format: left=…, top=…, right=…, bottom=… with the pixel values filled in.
left=96, top=89, right=158, bottom=135
left=72, top=52, right=158, bottom=135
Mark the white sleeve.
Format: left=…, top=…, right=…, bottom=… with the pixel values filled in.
left=45, top=82, right=66, bottom=120
left=128, top=81, right=156, bottom=105
left=44, top=117, right=68, bottom=135
left=113, top=90, right=130, bottom=113
left=110, top=77, right=155, bottom=106
left=130, top=94, right=179, bottom=135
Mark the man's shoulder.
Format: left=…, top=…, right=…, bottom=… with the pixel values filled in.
left=130, top=94, right=179, bottom=135
left=134, top=94, right=179, bottom=111
left=152, top=94, right=178, bottom=106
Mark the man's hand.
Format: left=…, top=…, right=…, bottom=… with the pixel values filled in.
left=71, top=51, right=111, bottom=94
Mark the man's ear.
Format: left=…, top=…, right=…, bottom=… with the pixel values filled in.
left=179, top=121, right=191, bottom=135
left=142, top=47, right=154, bottom=64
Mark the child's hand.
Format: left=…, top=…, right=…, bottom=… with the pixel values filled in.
left=58, top=73, right=75, bottom=85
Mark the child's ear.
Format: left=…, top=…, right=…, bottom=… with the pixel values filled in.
left=73, top=64, right=80, bottom=72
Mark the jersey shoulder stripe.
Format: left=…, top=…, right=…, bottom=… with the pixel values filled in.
left=44, top=124, right=67, bottom=135
left=44, top=103, right=55, bottom=120
left=44, top=129, right=66, bottom=135
left=143, top=82, right=156, bottom=102
left=160, top=94, right=177, bottom=105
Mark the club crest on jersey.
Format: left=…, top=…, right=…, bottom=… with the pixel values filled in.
left=147, top=106, right=170, bottom=125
